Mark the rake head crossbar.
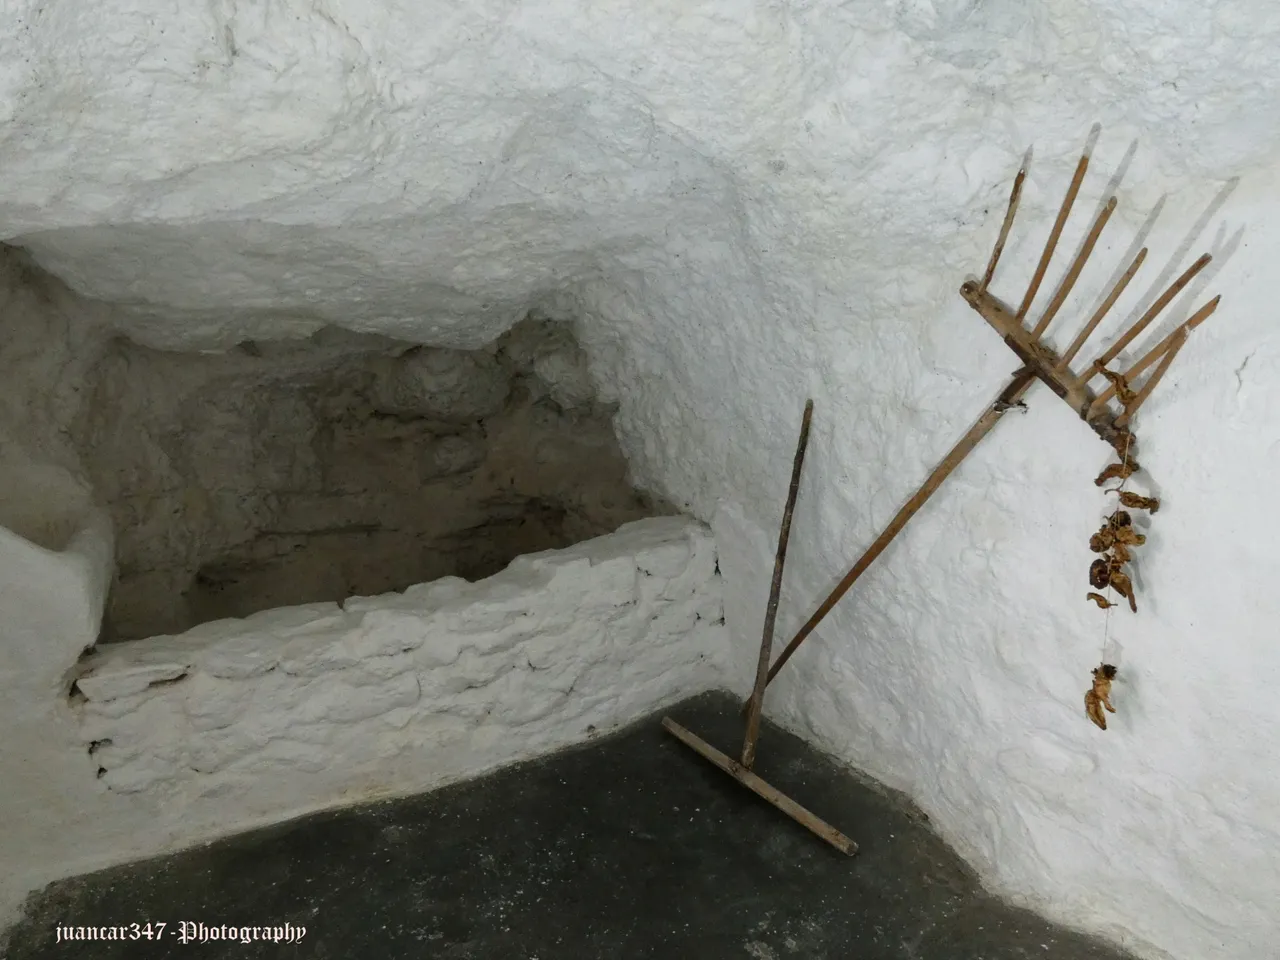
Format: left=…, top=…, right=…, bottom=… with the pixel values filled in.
left=964, top=131, right=1221, bottom=438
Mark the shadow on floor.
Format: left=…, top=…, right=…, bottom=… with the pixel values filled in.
left=4, top=691, right=1133, bottom=959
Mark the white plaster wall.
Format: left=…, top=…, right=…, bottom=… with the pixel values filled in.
left=0, top=511, right=114, bottom=936
left=578, top=173, right=1279, bottom=959
left=1, top=3, right=1279, bottom=959
left=0, top=514, right=724, bottom=931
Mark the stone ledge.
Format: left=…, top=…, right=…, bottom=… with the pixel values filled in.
left=73, top=516, right=726, bottom=799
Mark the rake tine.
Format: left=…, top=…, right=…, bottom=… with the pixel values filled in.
left=1015, top=148, right=1091, bottom=323
left=1031, top=195, right=1117, bottom=339
left=1088, top=295, right=1220, bottom=414
left=1060, top=247, right=1147, bottom=372
left=1122, top=295, right=1221, bottom=382
left=1088, top=252, right=1212, bottom=374
left=1115, top=326, right=1190, bottom=427
left=980, top=166, right=1027, bottom=293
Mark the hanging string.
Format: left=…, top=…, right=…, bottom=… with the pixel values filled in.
left=1100, top=430, right=1134, bottom=658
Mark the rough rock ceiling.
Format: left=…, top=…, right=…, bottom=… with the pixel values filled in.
left=2, top=5, right=1279, bottom=960
left=1, top=1, right=1277, bottom=348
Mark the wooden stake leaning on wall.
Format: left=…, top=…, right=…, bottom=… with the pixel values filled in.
left=663, top=400, right=857, bottom=855
left=754, top=127, right=1225, bottom=715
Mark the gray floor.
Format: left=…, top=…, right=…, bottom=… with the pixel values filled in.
left=5, top=692, right=1131, bottom=958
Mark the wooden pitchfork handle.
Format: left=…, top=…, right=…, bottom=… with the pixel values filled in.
left=753, top=366, right=1035, bottom=694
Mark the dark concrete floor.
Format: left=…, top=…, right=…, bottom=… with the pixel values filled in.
left=5, top=692, right=1132, bottom=959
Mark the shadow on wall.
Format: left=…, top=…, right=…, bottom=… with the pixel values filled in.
left=73, top=316, right=674, bottom=642
left=0, top=461, right=97, bottom=555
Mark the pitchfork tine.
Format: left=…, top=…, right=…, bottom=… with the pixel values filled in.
left=981, top=163, right=1027, bottom=293
left=1060, top=247, right=1147, bottom=372
left=1031, top=195, right=1116, bottom=339
left=1115, top=327, right=1190, bottom=427
left=1088, top=294, right=1220, bottom=414
left=1122, top=295, right=1221, bottom=383
left=1089, top=252, right=1212, bottom=373
left=1015, top=141, right=1093, bottom=324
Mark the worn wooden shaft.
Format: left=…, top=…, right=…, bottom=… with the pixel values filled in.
left=981, top=167, right=1026, bottom=292
left=663, top=717, right=858, bottom=855
left=1090, top=252, right=1212, bottom=371
left=763, top=368, right=1036, bottom=686
left=1059, top=247, right=1148, bottom=371
left=741, top=399, right=814, bottom=770
left=1089, top=295, right=1221, bottom=414
left=1016, top=150, right=1091, bottom=323
left=1115, top=327, right=1190, bottom=427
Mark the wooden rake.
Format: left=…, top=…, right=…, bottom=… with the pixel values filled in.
left=664, top=127, right=1220, bottom=855
left=663, top=399, right=859, bottom=854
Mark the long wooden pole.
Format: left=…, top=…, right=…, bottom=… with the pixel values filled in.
left=762, top=367, right=1036, bottom=687
left=741, top=399, right=814, bottom=769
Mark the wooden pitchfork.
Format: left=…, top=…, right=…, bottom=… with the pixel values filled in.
left=761, top=128, right=1221, bottom=690
left=666, top=127, right=1221, bottom=854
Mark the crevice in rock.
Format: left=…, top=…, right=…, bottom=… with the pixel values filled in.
left=72, top=314, right=674, bottom=642
left=66, top=680, right=86, bottom=705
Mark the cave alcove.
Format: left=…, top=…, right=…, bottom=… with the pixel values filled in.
left=74, top=313, right=673, bottom=642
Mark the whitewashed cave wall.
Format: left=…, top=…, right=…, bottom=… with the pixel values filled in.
left=1, top=3, right=1279, bottom=959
